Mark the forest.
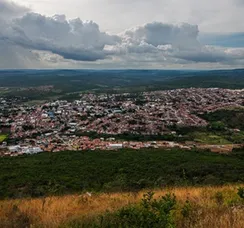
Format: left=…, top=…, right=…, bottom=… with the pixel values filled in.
left=0, top=148, right=243, bottom=199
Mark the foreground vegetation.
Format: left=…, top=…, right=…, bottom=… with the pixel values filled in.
left=0, top=185, right=243, bottom=228
left=0, top=148, right=244, bottom=199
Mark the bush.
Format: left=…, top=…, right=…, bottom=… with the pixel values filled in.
left=181, top=200, right=192, bottom=218
left=84, top=192, right=177, bottom=228
left=237, top=187, right=244, bottom=199
left=179, top=200, right=200, bottom=228
left=112, top=192, right=177, bottom=228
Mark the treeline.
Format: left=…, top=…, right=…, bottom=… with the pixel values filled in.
left=1, top=69, right=244, bottom=101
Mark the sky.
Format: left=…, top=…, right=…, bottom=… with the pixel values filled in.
left=0, top=0, right=244, bottom=69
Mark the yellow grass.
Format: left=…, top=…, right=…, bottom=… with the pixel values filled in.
left=0, top=185, right=244, bottom=228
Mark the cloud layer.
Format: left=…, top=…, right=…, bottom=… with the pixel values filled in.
left=0, top=0, right=244, bottom=69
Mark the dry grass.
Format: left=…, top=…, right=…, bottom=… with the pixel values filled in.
left=0, top=185, right=243, bottom=228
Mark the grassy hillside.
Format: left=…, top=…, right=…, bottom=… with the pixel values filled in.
left=0, top=185, right=243, bottom=228
left=200, top=109, right=244, bottom=131
left=0, top=148, right=244, bottom=199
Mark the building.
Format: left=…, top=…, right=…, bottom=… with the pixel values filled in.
left=108, top=143, right=123, bottom=150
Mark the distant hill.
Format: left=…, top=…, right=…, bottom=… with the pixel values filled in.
left=0, top=69, right=243, bottom=100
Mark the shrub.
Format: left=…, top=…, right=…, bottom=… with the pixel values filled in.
left=237, top=187, right=244, bottom=199
left=181, top=200, right=192, bottom=218
left=114, top=192, right=177, bottom=228
left=82, top=192, right=177, bottom=228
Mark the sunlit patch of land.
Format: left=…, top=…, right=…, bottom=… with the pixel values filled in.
left=0, top=134, right=7, bottom=143
left=0, top=185, right=243, bottom=228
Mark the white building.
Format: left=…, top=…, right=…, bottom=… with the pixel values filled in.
left=108, top=144, right=123, bottom=150
left=8, top=146, right=43, bottom=155
left=8, top=145, right=21, bottom=153
left=22, top=147, right=43, bottom=154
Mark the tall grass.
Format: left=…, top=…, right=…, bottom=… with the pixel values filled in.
left=0, top=185, right=243, bottom=228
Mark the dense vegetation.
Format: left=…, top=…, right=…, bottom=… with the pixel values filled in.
left=0, top=148, right=244, bottom=199
left=165, top=109, right=244, bottom=144
left=200, top=109, right=244, bottom=131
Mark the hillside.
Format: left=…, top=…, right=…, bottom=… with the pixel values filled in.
left=0, top=185, right=243, bottom=228
left=0, top=69, right=244, bottom=100
left=0, top=148, right=244, bottom=199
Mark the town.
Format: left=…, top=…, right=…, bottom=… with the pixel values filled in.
left=0, top=87, right=243, bottom=156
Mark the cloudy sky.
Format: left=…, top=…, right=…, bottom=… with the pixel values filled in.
left=1, top=0, right=244, bottom=69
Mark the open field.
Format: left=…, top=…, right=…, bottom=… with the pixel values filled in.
left=0, top=185, right=243, bottom=228
left=0, top=134, right=7, bottom=143
left=187, top=132, right=231, bottom=144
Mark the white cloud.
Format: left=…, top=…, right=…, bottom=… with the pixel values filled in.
left=0, top=0, right=29, bottom=19
left=0, top=0, right=244, bottom=69
left=13, top=0, right=244, bottom=34
left=110, top=22, right=244, bottom=66
left=122, top=22, right=200, bottom=49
